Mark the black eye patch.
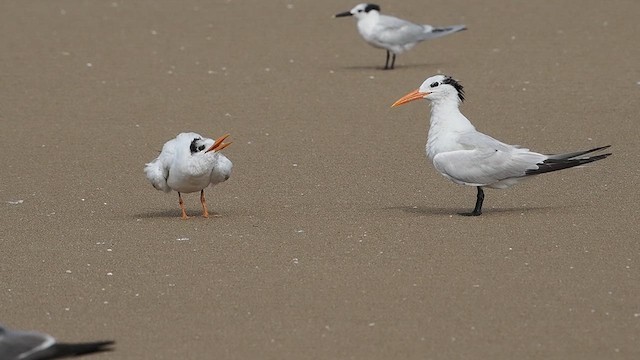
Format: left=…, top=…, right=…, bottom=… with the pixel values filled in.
left=430, top=82, right=439, bottom=88
left=198, top=145, right=205, bottom=151
left=190, top=137, right=203, bottom=153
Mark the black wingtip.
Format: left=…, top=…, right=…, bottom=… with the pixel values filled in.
left=525, top=150, right=612, bottom=176
left=433, top=26, right=467, bottom=33
left=545, top=145, right=613, bottom=162
left=52, top=340, right=115, bottom=357
left=576, top=145, right=612, bottom=156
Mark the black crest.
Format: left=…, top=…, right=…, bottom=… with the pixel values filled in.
left=365, top=4, right=380, bottom=13
left=442, top=76, right=465, bottom=102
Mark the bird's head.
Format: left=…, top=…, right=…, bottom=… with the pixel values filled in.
left=178, top=132, right=231, bottom=155
left=391, top=75, right=465, bottom=107
left=189, top=137, right=208, bottom=154
left=335, top=3, right=381, bottom=20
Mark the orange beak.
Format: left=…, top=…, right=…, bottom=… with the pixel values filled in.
left=205, top=133, right=232, bottom=153
left=391, top=89, right=428, bottom=107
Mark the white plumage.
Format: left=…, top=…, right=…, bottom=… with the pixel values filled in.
left=392, top=74, right=611, bottom=216
left=335, top=3, right=466, bottom=69
left=144, top=132, right=232, bottom=219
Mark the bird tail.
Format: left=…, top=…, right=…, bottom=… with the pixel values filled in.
left=420, top=24, right=467, bottom=40
left=144, top=160, right=171, bottom=192
left=525, top=145, right=612, bottom=176
left=49, top=340, right=115, bottom=357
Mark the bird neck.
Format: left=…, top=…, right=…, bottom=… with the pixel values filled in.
left=428, top=99, right=474, bottom=132
left=425, top=99, right=475, bottom=159
left=358, top=12, right=379, bottom=29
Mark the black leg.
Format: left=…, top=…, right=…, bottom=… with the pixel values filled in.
left=390, top=53, right=396, bottom=69
left=384, top=50, right=390, bottom=70
left=459, top=187, right=484, bottom=216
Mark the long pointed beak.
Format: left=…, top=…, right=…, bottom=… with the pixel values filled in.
left=334, top=11, right=353, bottom=18
left=391, top=89, right=429, bottom=107
left=215, top=142, right=232, bottom=151
left=205, top=134, right=232, bottom=153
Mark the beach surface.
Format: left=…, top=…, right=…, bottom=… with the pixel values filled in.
left=1, top=1, right=639, bottom=359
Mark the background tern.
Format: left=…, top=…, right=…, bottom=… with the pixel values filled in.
left=335, top=3, right=466, bottom=70
left=391, top=74, right=611, bottom=216
left=145, top=132, right=233, bottom=219
left=0, top=324, right=114, bottom=360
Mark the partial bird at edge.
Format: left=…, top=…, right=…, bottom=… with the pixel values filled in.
left=0, top=324, right=114, bottom=360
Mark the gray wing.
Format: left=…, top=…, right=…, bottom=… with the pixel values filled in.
left=432, top=132, right=545, bottom=186
left=26, top=341, right=115, bottom=360
left=373, top=15, right=430, bottom=45
left=0, top=326, right=55, bottom=360
left=374, top=15, right=465, bottom=44
left=0, top=325, right=114, bottom=360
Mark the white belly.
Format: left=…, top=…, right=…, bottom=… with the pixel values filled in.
left=167, top=172, right=211, bottom=193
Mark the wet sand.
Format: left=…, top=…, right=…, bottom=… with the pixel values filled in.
left=1, top=1, right=639, bottom=359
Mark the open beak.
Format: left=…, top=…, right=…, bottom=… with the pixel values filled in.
left=205, top=134, right=232, bottom=153
left=334, top=11, right=353, bottom=18
left=391, top=89, right=429, bottom=107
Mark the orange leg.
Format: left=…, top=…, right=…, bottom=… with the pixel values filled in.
left=178, top=192, right=190, bottom=220
left=200, top=190, right=210, bottom=218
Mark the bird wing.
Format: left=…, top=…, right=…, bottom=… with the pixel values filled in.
left=373, top=16, right=465, bottom=44
left=29, top=341, right=115, bottom=360
left=372, top=15, right=428, bottom=45
left=144, top=138, right=175, bottom=192
left=209, top=154, right=233, bottom=186
left=0, top=327, right=55, bottom=360
left=432, top=132, right=545, bottom=186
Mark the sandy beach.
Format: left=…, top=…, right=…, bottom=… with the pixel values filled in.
left=1, top=0, right=639, bottom=359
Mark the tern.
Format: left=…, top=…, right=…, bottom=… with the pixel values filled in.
left=335, top=3, right=466, bottom=70
left=0, top=324, right=114, bottom=360
left=145, top=132, right=233, bottom=219
left=391, top=75, right=611, bottom=216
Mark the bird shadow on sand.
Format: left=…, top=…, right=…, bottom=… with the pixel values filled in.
left=385, top=204, right=574, bottom=216
left=341, top=62, right=445, bottom=72
left=132, top=209, right=232, bottom=219
left=132, top=209, right=182, bottom=219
